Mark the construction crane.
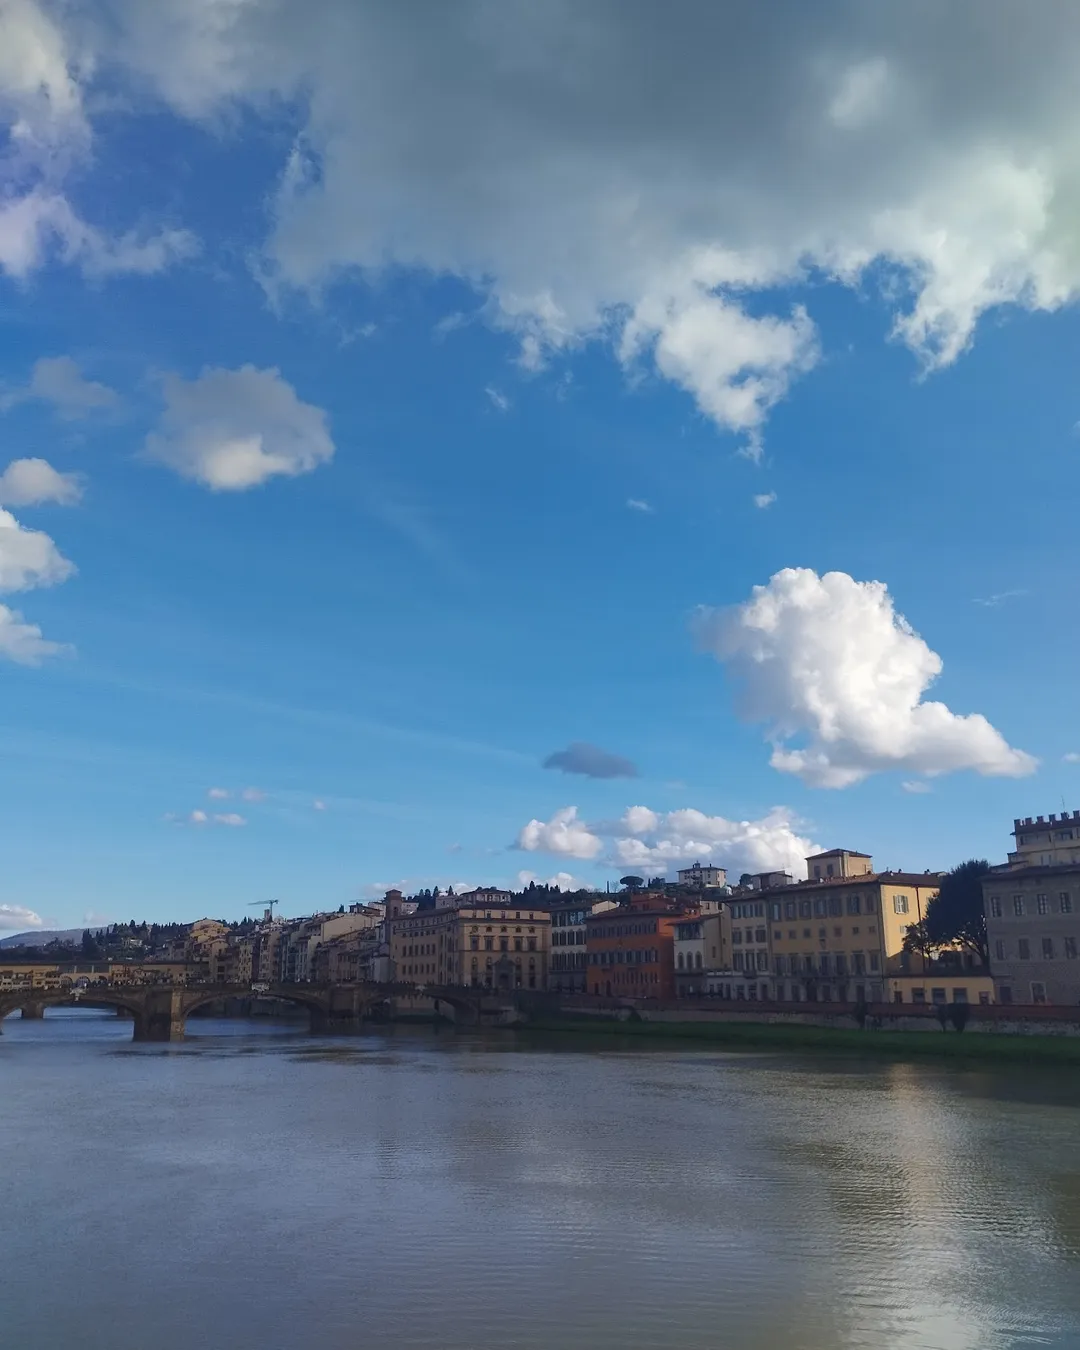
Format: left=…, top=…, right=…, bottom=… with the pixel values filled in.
left=248, top=898, right=280, bottom=921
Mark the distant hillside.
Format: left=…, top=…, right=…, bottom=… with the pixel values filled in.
left=0, top=928, right=87, bottom=950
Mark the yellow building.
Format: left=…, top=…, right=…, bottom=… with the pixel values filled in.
left=391, top=892, right=551, bottom=991
left=766, top=853, right=942, bottom=1003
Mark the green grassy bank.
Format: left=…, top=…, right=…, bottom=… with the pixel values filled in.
left=519, top=1016, right=1080, bottom=1064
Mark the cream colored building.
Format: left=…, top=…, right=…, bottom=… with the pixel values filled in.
left=767, top=855, right=941, bottom=1003
left=673, top=911, right=731, bottom=996
left=391, top=894, right=551, bottom=991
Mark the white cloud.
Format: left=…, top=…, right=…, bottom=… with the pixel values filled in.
left=189, top=809, right=208, bottom=824
left=39, top=3, right=1080, bottom=442
left=0, top=902, right=45, bottom=931
left=0, top=458, right=83, bottom=506
left=484, top=385, right=510, bottom=412
left=901, top=780, right=933, bottom=794
left=973, top=588, right=1027, bottom=608
left=1064, top=753, right=1080, bottom=764
left=695, top=567, right=1036, bottom=788
left=240, top=786, right=266, bottom=802
left=516, top=806, right=603, bottom=860
left=515, top=802, right=818, bottom=879
left=0, top=2, right=194, bottom=280
left=145, top=365, right=334, bottom=491
left=0, top=507, right=75, bottom=592
left=312, top=798, right=326, bottom=811
left=213, top=812, right=247, bottom=827
left=753, top=491, right=777, bottom=510
left=207, top=787, right=230, bottom=800
left=626, top=498, right=653, bottom=513
left=516, top=870, right=585, bottom=892
left=25, top=357, right=117, bottom=418
left=166, top=808, right=246, bottom=827
left=0, top=603, right=71, bottom=664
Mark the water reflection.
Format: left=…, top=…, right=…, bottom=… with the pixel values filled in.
left=1, top=1014, right=1079, bottom=1350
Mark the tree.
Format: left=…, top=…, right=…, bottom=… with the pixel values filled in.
left=922, top=859, right=991, bottom=965
left=949, top=1001, right=971, bottom=1033
left=81, top=929, right=103, bottom=961
left=739, top=873, right=754, bottom=888
left=902, top=919, right=936, bottom=968
left=619, top=875, right=644, bottom=891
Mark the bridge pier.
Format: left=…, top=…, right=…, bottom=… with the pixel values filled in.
left=133, top=988, right=185, bottom=1043
left=20, top=1001, right=45, bottom=1019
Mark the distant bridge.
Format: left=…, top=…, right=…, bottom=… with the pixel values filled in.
left=0, top=982, right=516, bottom=1042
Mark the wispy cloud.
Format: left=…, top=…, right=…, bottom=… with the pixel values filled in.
left=164, top=809, right=247, bottom=827
left=753, top=491, right=777, bottom=509
left=901, top=780, right=933, bottom=794
left=1064, top=752, right=1080, bottom=764
left=207, top=787, right=230, bottom=800
left=626, top=498, right=653, bottom=513
left=485, top=385, right=511, bottom=412
left=973, top=588, right=1027, bottom=608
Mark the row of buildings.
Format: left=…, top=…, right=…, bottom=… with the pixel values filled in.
left=4, top=807, right=1079, bottom=1008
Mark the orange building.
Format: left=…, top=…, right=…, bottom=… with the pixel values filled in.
left=585, top=891, right=693, bottom=998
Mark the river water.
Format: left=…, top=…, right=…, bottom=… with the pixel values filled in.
left=2, top=1010, right=1080, bottom=1350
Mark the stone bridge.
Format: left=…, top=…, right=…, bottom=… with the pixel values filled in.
left=0, top=981, right=514, bottom=1042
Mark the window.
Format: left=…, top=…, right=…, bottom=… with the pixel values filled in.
left=893, top=895, right=909, bottom=915
left=869, top=953, right=880, bottom=972
left=931, top=987, right=947, bottom=1005
left=853, top=953, right=866, bottom=975
left=784, top=901, right=796, bottom=920
left=770, top=903, right=781, bottom=922
left=695, top=953, right=703, bottom=970
left=677, top=952, right=685, bottom=970
left=952, top=988, right=968, bottom=1003
left=1065, top=937, right=1077, bottom=960
left=484, top=937, right=494, bottom=951
left=828, top=897, right=842, bottom=917
left=1037, top=894, right=1050, bottom=915
left=1031, top=982, right=1047, bottom=1005
left=755, top=927, right=767, bottom=944
left=813, top=898, right=826, bottom=918
left=833, top=926, right=842, bottom=938
left=1018, top=939, right=1030, bottom=961
left=756, top=951, right=768, bottom=971
left=799, top=900, right=812, bottom=919
left=846, top=895, right=861, bottom=915
left=994, top=940, right=1006, bottom=961
left=999, top=985, right=1012, bottom=1004
left=1042, top=937, right=1055, bottom=960
left=1013, top=896, right=1024, bottom=916
left=989, top=896, right=1002, bottom=918
left=514, top=938, right=523, bottom=952
left=733, top=951, right=744, bottom=970
left=912, top=988, right=926, bottom=1004
left=1061, top=893, right=1073, bottom=915
left=527, top=937, right=537, bottom=952
left=732, top=930, right=742, bottom=944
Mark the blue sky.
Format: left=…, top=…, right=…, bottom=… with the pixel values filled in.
left=2, top=1, right=1079, bottom=931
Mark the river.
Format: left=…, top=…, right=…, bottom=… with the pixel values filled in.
left=2, top=1009, right=1080, bottom=1350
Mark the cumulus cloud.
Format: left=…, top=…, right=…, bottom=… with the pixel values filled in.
left=753, top=491, right=777, bottom=510
left=207, top=787, right=230, bottom=800
left=0, top=603, right=70, bottom=664
left=0, top=902, right=45, bottom=931
left=543, top=742, right=639, bottom=780
left=1, top=357, right=118, bottom=419
left=0, top=508, right=75, bottom=592
left=516, top=802, right=818, bottom=878
left=516, top=870, right=586, bottom=892
left=28, top=2, right=1080, bottom=443
left=516, top=806, right=603, bottom=860
left=145, top=365, right=334, bottom=490
left=696, top=567, right=1036, bottom=788
left=0, top=2, right=194, bottom=280
left=165, top=808, right=246, bottom=827
left=0, top=458, right=83, bottom=506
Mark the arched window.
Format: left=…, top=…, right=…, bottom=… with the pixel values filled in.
left=677, top=952, right=685, bottom=969
left=695, top=952, right=703, bottom=969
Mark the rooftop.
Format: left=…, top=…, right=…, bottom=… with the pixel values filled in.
left=805, top=848, right=872, bottom=860
left=1012, top=811, right=1080, bottom=833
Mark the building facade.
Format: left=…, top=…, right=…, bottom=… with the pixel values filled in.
left=586, top=892, right=692, bottom=999
left=672, top=912, right=730, bottom=997
left=984, top=862, right=1080, bottom=1005
left=548, top=895, right=617, bottom=993
left=766, top=859, right=941, bottom=1003
left=676, top=863, right=728, bottom=889
left=391, top=896, right=551, bottom=991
